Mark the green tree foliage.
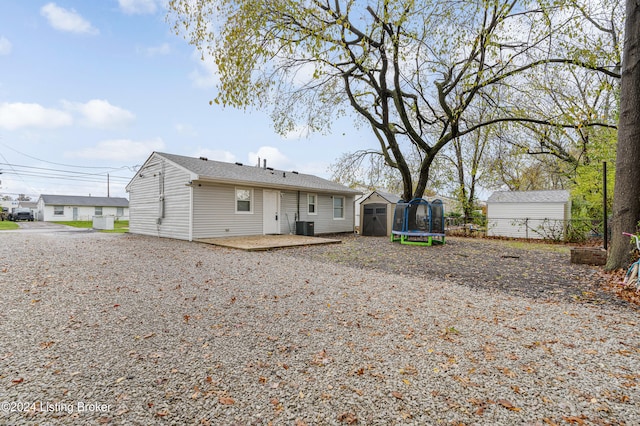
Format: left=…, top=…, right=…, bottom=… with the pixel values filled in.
left=168, top=0, right=619, bottom=201
left=571, top=128, right=616, bottom=219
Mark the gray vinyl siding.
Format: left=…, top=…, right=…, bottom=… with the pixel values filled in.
left=128, top=159, right=192, bottom=240
left=192, top=183, right=263, bottom=238
left=296, top=193, right=355, bottom=234
left=280, top=191, right=299, bottom=234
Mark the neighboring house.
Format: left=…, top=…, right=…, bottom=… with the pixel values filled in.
left=357, top=190, right=402, bottom=236
left=125, top=152, right=361, bottom=241
left=18, top=201, right=38, bottom=217
left=37, top=195, right=129, bottom=222
left=486, top=190, right=571, bottom=239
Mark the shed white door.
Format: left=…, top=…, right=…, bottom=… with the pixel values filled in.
left=263, top=190, right=280, bottom=234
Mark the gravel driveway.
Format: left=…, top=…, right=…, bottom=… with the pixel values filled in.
left=1, top=231, right=638, bottom=425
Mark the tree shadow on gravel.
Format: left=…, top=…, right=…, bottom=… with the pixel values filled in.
left=281, top=235, right=636, bottom=309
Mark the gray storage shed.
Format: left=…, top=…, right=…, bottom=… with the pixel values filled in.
left=358, top=190, right=402, bottom=237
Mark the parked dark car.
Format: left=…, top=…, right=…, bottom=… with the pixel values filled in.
left=9, top=208, right=34, bottom=221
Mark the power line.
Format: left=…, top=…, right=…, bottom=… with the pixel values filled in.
left=0, top=141, right=138, bottom=171
left=0, top=162, right=132, bottom=181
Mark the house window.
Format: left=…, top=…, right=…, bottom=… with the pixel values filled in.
left=308, top=194, right=317, bottom=215
left=236, top=188, right=253, bottom=213
left=95, top=207, right=102, bottom=216
left=54, top=206, right=64, bottom=215
left=333, top=196, right=345, bottom=219
left=116, top=207, right=124, bottom=217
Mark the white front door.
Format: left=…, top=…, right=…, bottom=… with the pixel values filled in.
left=263, top=190, right=280, bottom=234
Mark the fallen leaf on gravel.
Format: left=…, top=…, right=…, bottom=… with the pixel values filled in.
left=183, top=315, right=190, bottom=323
left=156, top=410, right=169, bottom=417
left=399, top=365, right=418, bottom=375
left=337, top=412, right=357, bottom=424
left=497, top=399, right=521, bottom=411
left=295, top=420, right=308, bottom=426
left=218, top=396, right=234, bottom=405
left=192, top=385, right=201, bottom=399
left=562, top=415, right=588, bottom=424
left=498, top=367, right=517, bottom=378
left=143, top=333, right=155, bottom=339
left=39, top=341, right=55, bottom=349
left=311, top=349, right=333, bottom=366
left=11, top=378, right=24, bottom=384
left=392, top=391, right=403, bottom=399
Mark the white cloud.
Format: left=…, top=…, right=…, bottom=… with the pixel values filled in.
left=67, top=138, right=166, bottom=162
left=281, top=124, right=311, bottom=140
left=174, top=123, right=198, bottom=137
left=248, top=146, right=295, bottom=170
left=189, top=49, right=219, bottom=89
left=0, top=36, right=12, bottom=55
left=40, top=3, right=99, bottom=35
left=193, top=148, right=236, bottom=163
left=118, top=0, right=159, bottom=15
left=62, top=99, right=135, bottom=129
left=144, top=43, right=170, bottom=57
left=0, top=102, right=73, bottom=130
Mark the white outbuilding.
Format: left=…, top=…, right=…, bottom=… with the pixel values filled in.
left=486, top=190, right=571, bottom=240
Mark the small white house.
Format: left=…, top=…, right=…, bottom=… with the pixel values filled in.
left=486, top=190, right=571, bottom=239
left=125, top=152, right=361, bottom=241
left=37, top=195, right=129, bottom=222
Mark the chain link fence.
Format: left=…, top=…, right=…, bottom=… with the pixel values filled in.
left=446, top=216, right=605, bottom=243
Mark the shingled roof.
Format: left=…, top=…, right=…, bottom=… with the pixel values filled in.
left=148, top=152, right=360, bottom=195
left=39, top=194, right=129, bottom=207
left=487, top=190, right=570, bottom=204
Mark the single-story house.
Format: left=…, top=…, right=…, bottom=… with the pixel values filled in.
left=356, top=190, right=402, bottom=236
left=486, top=190, right=571, bottom=239
left=125, top=152, right=361, bottom=241
left=37, top=194, right=129, bottom=222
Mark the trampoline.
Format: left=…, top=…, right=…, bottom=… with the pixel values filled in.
left=391, top=198, right=445, bottom=246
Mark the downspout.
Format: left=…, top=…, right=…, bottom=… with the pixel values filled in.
left=297, top=190, right=300, bottom=221
left=188, top=182, right=193, bottom=241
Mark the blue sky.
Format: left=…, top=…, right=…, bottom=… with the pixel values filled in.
left=0, top=0, right=372, bottom=199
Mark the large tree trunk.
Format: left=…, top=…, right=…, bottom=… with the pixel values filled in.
left=606, top=0, right=640, bottom=270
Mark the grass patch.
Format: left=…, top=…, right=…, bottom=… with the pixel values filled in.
left=502, top=240, right=570, bottom=254
left=53, top=220, right=129, bottom=233
left=0, top=221, right=20, bottom=230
